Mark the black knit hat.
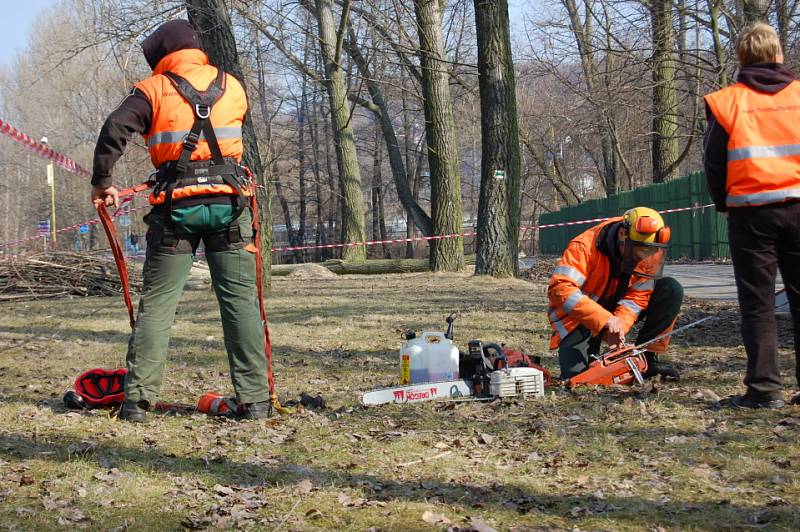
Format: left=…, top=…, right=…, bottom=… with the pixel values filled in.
left=142, top=19, right=201, bottom=70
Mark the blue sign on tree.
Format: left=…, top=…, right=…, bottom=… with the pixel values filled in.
left=79, top=224, right=90, bottom=234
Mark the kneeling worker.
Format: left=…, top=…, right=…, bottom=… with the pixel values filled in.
left=547, top=207, right=684, bottom=380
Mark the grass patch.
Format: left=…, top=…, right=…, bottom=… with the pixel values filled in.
left=0, top=271, right=798, bottom=530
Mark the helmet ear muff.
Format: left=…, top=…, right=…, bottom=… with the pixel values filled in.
left=634, top=216, right=659, bottom=234
left=657, top=225, right=671, bottom=245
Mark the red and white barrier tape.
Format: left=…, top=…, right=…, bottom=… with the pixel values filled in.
left=0, top=202, right=149, bottom=249
left=0, top=117, right=91, bottom=178
left=528, top=203, right=715, bottom=230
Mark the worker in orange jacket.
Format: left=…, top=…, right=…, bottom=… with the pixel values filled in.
left=91, top=20, right=270, bottom=422
left=548, top=207, right=684, bottom=380
left=704, top=22, right=800, bottom=409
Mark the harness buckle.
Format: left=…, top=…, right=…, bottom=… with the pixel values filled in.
left=195, top=104, right=211, bottom=119
left=183, top=131, right=200, bottom=151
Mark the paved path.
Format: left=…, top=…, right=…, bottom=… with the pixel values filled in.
left=663, top=264, right=783, bottom=301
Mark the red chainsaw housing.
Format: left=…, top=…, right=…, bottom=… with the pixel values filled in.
left=566, top=348, right=649, bottom=387
left=495, top=348, right=554, bottom=387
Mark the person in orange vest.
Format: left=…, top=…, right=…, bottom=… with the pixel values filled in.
left=548, top=207, right=684, bottom=381
left=91, top=20, right=271, bottom=421
left=704, top=22, right=800, bottom=409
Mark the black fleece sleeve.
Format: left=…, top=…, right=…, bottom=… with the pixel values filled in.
left=91, top=89, right=152, bottom=188
left=702, top=105, right=729, bottom=213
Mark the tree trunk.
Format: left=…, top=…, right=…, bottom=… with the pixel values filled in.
left=312, top=0, right=367, bottom=262
left=562, top=0, right=619, bottom=196
left=297, top=23, right=313, bottom=262
left=473, top=0, right=521, bottom=277
left=650, top=0, right=680, bottom=183
left=371, top=125, right=389, bottom=257
left=252, top=26, right=299, bottom=263
left=297, top=84, right=308, bottom=262
left=774, top=0, right=792, bottom=52
left=402, top=88, right=422, bottom=259
left=186, top=0, right=272, bottom=286
left=708, top=0, right=728, bottom=87
left=273, top=178, right=298, bottom=260
left=414, top=0, right=464, bottom=271
left=345, top=30, right=433, bottom=237
left=741, top=0, right=768, bottom=23
left=309, top=91, right=329, bottom=262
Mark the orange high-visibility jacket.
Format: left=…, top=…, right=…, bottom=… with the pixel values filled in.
left=704, top=81, right=800, bottom=207
left=134, top=49, right=248, bottom=205
left=547, top=218, right=654, bottom=349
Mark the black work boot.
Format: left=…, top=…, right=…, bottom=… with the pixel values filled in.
left=241, top=400, right=272, bottom=420
left=643, top=352, right=680, bottom=381
left=726, top=394, right=785, bottom=409
left=119, top=400, right=149, bottom=422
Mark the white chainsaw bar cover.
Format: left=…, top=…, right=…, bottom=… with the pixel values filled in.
left=361, top=379, right=473, bottom=406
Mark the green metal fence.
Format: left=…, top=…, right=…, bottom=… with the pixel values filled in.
left=538, top=172, right=730, bottom=259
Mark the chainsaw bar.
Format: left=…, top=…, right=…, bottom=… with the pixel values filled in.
left=594, top=314, right=715, bottom=359
left=361, top=379, right=473, bottom=406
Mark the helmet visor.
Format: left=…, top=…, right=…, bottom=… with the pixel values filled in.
left=622, top=240, right=667, bottom=279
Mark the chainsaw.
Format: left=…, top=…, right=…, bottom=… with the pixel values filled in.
left=567, top=315, right=714, bottom=387
left=362, top=315, right=547, bottom=406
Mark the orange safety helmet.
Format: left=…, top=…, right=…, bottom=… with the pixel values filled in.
left=621, top=207, right=670, bottom=279
left=622, top=207, right=670, bottom=246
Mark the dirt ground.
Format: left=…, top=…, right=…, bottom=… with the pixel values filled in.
left=0, top=271, right=798, bottom=531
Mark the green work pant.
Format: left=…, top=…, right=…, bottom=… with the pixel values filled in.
left=558, top=276, right=684, bottom=379
left=124, top=203, right=268, bottom=406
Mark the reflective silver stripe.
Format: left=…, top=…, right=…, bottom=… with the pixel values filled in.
left=726, top=188, right=800, bottom=207
left=552, top=265, right=586, bottom=286
left=548, top=308, right=569, bottom=338
left=562, top=290, right=586, bottom=314
left=618, top=299, right=643, bottom=316
left=632, top=280, right=655, bottom=291
left=147, top=126, right=242, bottom=147
left=728, top=143, right=800, bottom=161
left=590, top=294, right=600, bottom=301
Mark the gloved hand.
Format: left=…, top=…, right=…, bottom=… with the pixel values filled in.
left=603, top=315, right=625, bottom=348
left=92, top=185, right=119, bottom=208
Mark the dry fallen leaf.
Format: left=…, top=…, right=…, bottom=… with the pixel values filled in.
left=337, top=493, right=366, bottom=508
left=294, top=479, right=313, bottom=495
left=212, top=484, right=235, bottom=496
left=422, top=510, right=452, bottom=526
left=16, top=507, right=34, bottom=518
left=468, top=517, right=498, bottom=532
left=665, top=435, right=692, bottom=444
left=305, top=508, right=323, bottom=519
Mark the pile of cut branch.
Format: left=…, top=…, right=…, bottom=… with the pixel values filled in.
left=0, top=252, right=142, bottom=301
left=519, top=256, right=558, bottom=284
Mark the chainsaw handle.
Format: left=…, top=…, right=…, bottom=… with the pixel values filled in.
left=445, top=312, right=457, bottom=340
left=482, top=343, right=506, bottom=369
